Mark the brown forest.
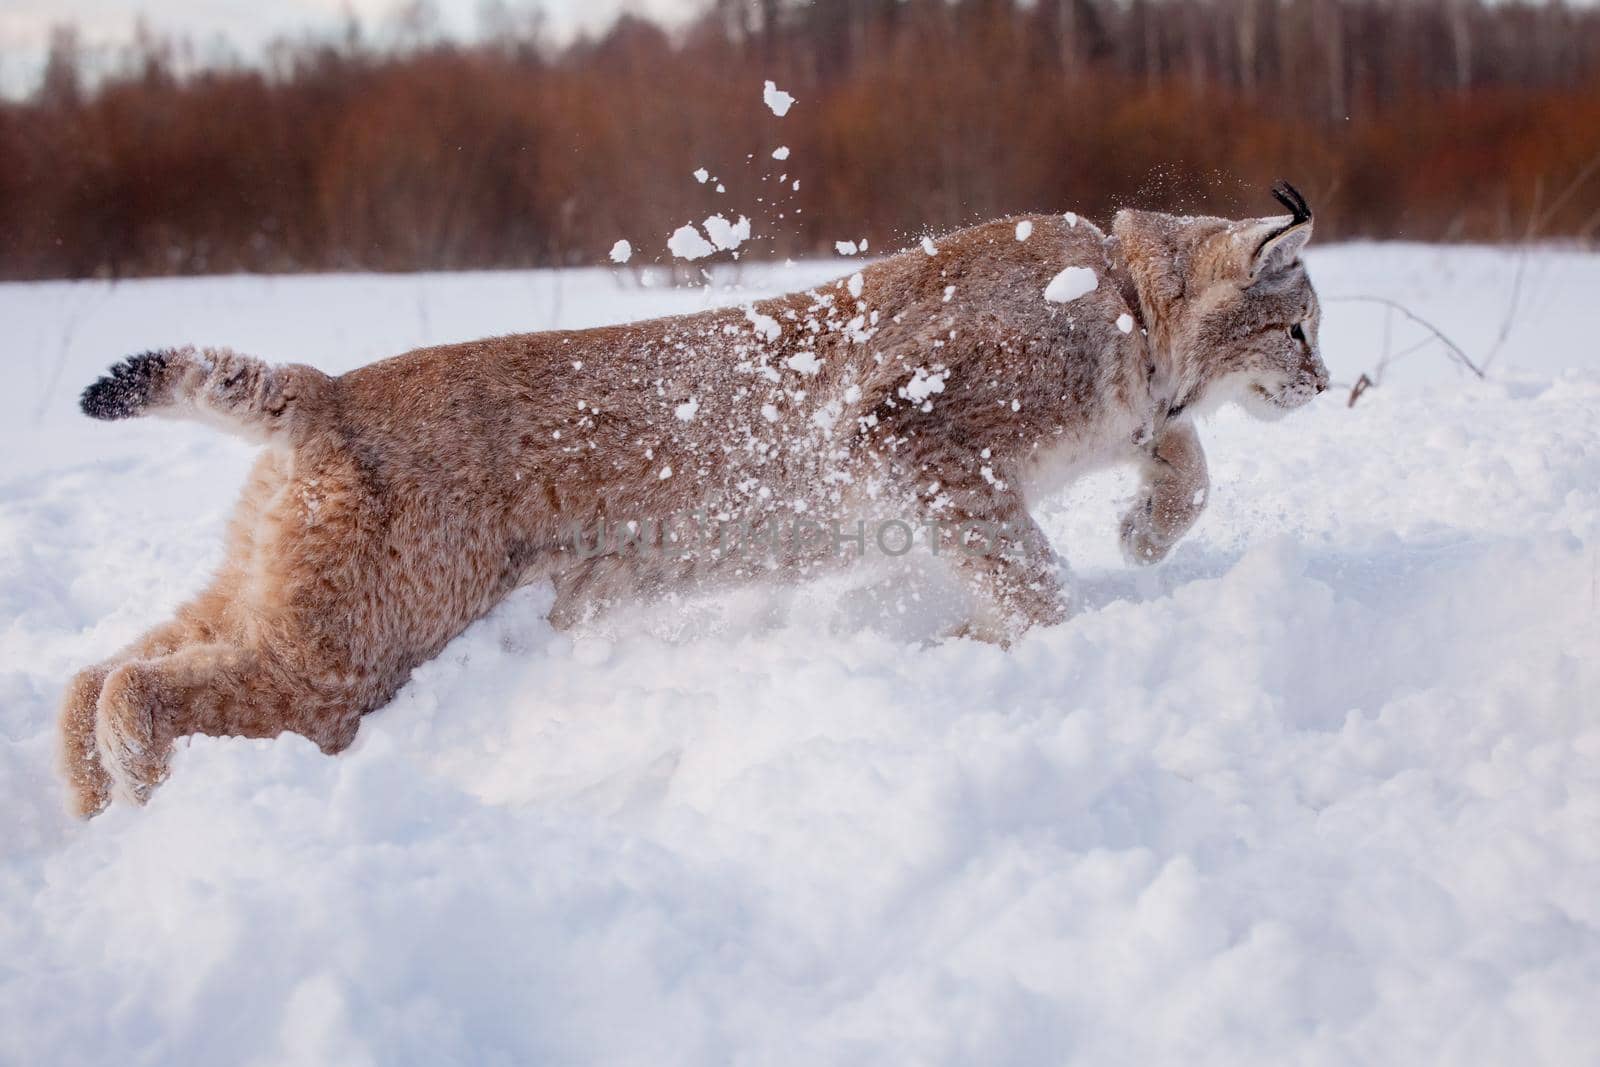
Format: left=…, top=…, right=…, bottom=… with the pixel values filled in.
left=3, top=0, right=1600, bottom=280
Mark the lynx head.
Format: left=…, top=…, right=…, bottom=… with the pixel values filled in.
left=1115, top=182, right=1328, bottom=421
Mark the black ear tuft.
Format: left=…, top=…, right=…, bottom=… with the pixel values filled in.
left=80, top=351, right=169, bottom=420
left=1270, top=180, right=1312, bottom=225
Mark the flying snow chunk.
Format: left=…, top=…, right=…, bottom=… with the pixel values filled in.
left=772, top=146, right=790, bottom=160
left=1064, top=211, right=1078, bottom=227
left=693, top=168, right=709, bottom=184
left=1044, top=266, right=1098, bottom=304
left=668, top=224, right=715, bottom=261
left=848, top=272, right=864, bottom=298
left=703, top=214, right=752, bottom=251
left=608, top=239, right=632, bottom=264
left=1117, top=313, right=1134, bottom=334
left=921, top=236, right=938, bottom=256
left=1016, top=220, right=1033, bottom=241
left=763, top=80, right=796, bottom=117
left=835, top=240, right=858, bottom=256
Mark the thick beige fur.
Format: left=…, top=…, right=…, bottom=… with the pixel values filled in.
left=59, top=188, right=1327, bottom=817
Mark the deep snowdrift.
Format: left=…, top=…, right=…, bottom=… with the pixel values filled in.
left=2, top=246, right=1597, bottom=1065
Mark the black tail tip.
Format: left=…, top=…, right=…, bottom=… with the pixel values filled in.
left=80, top=351, right=170, bottom=420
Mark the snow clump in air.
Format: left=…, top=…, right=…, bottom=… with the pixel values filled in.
left=667, top=215, right=752, bottom=260
left=694, top=168, right=709, bottom=184
left=702, top=214, right=752, bottom=252
left=772, top=146, right=790, bottom=160
left=608, top=240, right=632, bottom=264
left=667, top=224, right=716, bottom=261
left=1015, top=220, right=1033, bottom=241
left=763, top=81, right=795, bottom=117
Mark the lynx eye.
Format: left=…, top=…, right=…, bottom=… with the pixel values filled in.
left=1289, top=322, right=1307, bottom=344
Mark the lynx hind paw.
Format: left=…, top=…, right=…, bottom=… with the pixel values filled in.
left=66, top=777, right=111, bottom=820
left=94, top=665, right=167, bottom=807
left=80, top=351, right=171, bottom=420
left=59, top=668, right=113, bottom=819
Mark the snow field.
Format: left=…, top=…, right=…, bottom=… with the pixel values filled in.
left=0, top=245, right=1597, bottom=1065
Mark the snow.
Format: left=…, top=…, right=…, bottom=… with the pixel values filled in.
left=762, top=80, right=795, bottom=117
left=834, top=240, right=858, bottom=256
left=772, top=146, right=790, bottom=161
left=921, top=235, right=938, bottom=255
left=2, top=245, right=1599, bottom=1064
left=1117, top=312, right=1135, bottom=333
left=693, top=167, right=709, bottom=184
left=1045, top=265, right=1098, bottom=303
left=701, top=214, right=751, bottom=252
left=1016, top=219, right=1033, bottom=241
left=784, top=349, right=821, bottom=375
left=666, top=223, right=715, bottom=261
left=899, top=365, right=949, bottom=403
left=847, top=271, right=864, bottom=298
left=744, top=305, right=782, bottom=342
left=608, top=239, right=632, bottom=264
left=670, top=216, right=751, bottom=260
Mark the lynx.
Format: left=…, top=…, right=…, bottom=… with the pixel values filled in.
left=59, top=183, right=1325, bottom=817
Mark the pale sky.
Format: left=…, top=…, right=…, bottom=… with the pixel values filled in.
left=0, top=0, right=688, bottom=96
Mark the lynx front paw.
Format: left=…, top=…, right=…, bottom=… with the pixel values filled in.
left=94, top=664, right=169, bottom=807
left=1119, top=503, right=1171, bottom=566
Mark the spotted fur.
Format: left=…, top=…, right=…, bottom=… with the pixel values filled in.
left=58, top=188, right=1326, bottom=817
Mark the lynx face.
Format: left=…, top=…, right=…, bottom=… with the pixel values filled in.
left=1117, top=181, right=1329, bottom=424
left=1215, top=267, right=1328, bottom=421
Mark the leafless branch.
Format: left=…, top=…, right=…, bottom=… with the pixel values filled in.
left=1325, top=294, right=1485, bottom=382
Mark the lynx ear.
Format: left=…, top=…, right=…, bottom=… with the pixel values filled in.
left=1250, top=181, right=1313, bottom=279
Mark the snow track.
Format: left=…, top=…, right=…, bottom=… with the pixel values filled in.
left=1, top=247, right=1597, bottom=1065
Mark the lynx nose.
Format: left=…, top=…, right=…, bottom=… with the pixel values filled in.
left=1304, top=358, right=1329, bottom=393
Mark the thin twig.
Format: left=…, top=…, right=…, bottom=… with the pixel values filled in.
left=1484, top=149, right=1600, bottom=370
left=1324, top=294, right=1485, bottom=379
left=1347, top=373, right=1373, bottom=408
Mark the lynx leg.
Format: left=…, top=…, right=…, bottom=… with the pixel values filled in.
left=918, top=469, right=1068, bottom=645
left=58, top=618, right=201, bottom=818
left=94, top=641, right=371, bottom=806
left=94, top=643, right=263, bottom=806
left=1120, top=421, right=1209, bottom=565
left=59, top=665, right=115, bottom=818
